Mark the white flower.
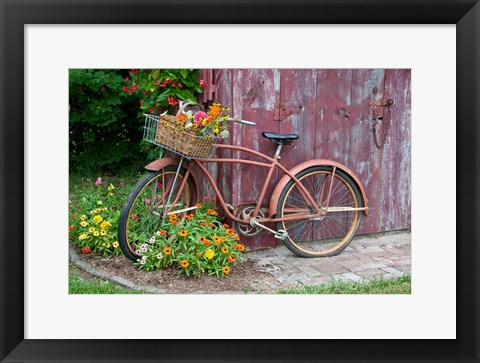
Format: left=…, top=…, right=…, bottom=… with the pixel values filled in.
left=220, top=130, right=230, bottom=138
left=140, top=244, right=149, bottom=253
left=157, top=253, right=163, bottom=259
left=148, top=236, right=156, bottom=244
left=185, top=121, right=193, bottom=129
left=140, top=258, right=146, bottom=265
left=186, top=110, right=193, bottom=118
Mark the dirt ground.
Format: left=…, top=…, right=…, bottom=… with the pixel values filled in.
left=70, top=243, right=277, bottom=294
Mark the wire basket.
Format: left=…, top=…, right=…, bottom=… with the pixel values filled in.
left=143, top=102, right=219, bottom=159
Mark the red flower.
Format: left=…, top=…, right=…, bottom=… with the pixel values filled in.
left=123, top=86, right=129, bottom=92
left=199, top=79, right=205, bottom=87
left=125, top=77, right=130, bottom=82
left=202, top=197, right=209, bottom=202
left=72, top=215, right=77, bottom=220
left=149, top=109, right=155, bottom=114
left=177, top=82, right=183, bottom=88
left=81, top=247, right=91, bottom=254
left=68, top=225, right=75, bottom=231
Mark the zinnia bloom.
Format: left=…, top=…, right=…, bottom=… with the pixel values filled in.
left=68, top=225, right=75, bottom=231
left=164, top=247, right=172, bottom=255
left=204, top=248, right=214, bottom=260
left=112, top=241, right=119, bottom=248
left=226, top=228, right=235, bottom=236
left=221, top=246, right=229, bottom=254
left=209, top=105, right=221, bottom=117
left=179, top=230, right=188, bottom=237
left=228, top=255, right=236, bottom=263
left=93, top=215, right=103, bottom=224
left=95, top=177, right=102, bottom=186
left=81, top=246, right=91, bottom=254
left=222, top=266, right=231, bottom=275
left=80, top=221, right=88, bottom=227
left=180, top=260, right=189, bottom=268
left=213, top=236, right=222, bottom=245
left=80, top=215, right=87, bottom=221
left=159, top=230, right=167, bottom=236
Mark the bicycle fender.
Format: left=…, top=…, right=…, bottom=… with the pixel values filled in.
left=269, top=160, right=369, bottom=218
left=144, top=157, right=199, bottom=201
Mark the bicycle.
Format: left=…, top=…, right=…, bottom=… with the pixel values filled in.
left=118, top=107, right=369, bottom=261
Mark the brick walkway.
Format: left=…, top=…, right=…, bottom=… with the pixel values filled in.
left=246, top=231, right=411, bottom=291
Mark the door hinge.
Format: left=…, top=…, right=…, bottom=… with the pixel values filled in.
left=274, top=102, right=303, bottom=121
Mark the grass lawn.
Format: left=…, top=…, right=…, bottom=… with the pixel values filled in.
left=278, top=274, right=411, bottom=294
left=69, top=274, right=143, bottom=294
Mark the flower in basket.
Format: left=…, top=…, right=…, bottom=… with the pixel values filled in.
left=177, top=103, right=231, bottom=139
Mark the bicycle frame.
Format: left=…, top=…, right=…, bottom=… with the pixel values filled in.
left=156, top=143, right=368, bottom=226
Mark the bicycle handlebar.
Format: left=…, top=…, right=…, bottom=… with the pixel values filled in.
left=226, top=118, right=256, bottom=126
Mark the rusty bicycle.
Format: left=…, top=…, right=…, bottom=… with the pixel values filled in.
left=118, top=110, right=369, bottom=261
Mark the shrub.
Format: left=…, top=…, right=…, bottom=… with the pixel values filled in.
left=134, top=198, right=246, bottom=277
left=124, top=69, right=203, bottom=115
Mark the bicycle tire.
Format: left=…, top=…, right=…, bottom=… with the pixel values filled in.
left=276, top=166, right=362, bottom=258
left=118, top=166, right=194, bottom=261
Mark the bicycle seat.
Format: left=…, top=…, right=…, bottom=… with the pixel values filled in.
left=262, top=132, right=299, bottom=145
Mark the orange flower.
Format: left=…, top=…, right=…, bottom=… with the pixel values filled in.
left=186, top=214, right=195, bottom=221
left=228, top=255, right=236, bottom=263
left=226, top=228, right=235, bottom=236
left=213, top=236, right=222, bottom=245
left=223, top=223, right=230, bottom=228
left=204, top=240, right=211, bottom=247
left=208, top=222, right=214, bottom=227
left=199, top=236, right=207, bottom=243
left=234, top=235, right=240, bottom=241
left=207, top=209, right=218, bottom=216
left=159, top=230, right=167, bottom=236
left=222, top=266, right=231, bottom=275
left=164, top=247, right=172, bottom=255
left=180, top=260, right=189, bottom=268
left=178, top=113, right=188, bottom=121
left=179, top=230, right=188, bottom=237
left=209, top=105, right=221, bottom=117
left=221, top=246, right=229, bottom=254
left=195, top=203, right=203, bottom=209
left=233, top=243, right=245, bottom=252
left=201, top=222, right=207, bottom=227
left=195, top=252, right=202, bottom=257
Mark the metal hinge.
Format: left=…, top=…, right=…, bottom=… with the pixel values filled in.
left=274, top=102, right=303, bottom=121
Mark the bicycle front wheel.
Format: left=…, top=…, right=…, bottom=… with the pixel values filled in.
left=276, top=166, right=362, bottom=257
left=118, top=166, right=194, bottom=261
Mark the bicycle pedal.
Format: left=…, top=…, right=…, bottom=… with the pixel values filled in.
left=274, top=230, right=288, bottom=240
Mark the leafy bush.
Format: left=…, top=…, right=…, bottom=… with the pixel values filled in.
left=69, top=69, right=204, bottom=175
left=124, top=69, right=203, bottom=114
left=135, top=198, right=246, bottom=277
left=69, top=177, right=133, bottom=256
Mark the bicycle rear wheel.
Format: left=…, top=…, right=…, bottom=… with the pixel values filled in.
left=118, top=166, right=194, bottom=261
left=276, top=166, right=362, bottom=257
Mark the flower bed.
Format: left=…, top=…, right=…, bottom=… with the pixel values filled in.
left=135, top=198, right=246, bottom=277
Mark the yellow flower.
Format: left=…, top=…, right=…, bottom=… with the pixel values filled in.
left=222, top=266, right=231, bottom=275
left=164, top=247, right=172, bottom=255
left=221, top=246, right=229, bottom=254
left=204, top=248, right=214, bottom=260
left=97, top=200, right=103, bottom=205
left=180, top=260, right=189, bottom=268
left=179, top=230, right=188, bottom=237
left=89, top=227, right=95, bottom=233
left=80, top=221, right=88, bottom=227
left=93, top=230, right=100, bottom=237
left=100, top=230, right=107, bottom=236
left=112, top=241, right=119, bottom=248
left=93, top=215, right=103, bottom=224
left=108, top=183, right=115, bottom=191
left=80, top=215, right=87, bottom=221
left=100, top=221, right=111, bottom=231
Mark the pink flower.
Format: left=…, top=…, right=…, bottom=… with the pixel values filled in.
left=144, top=198, right=151, bottom=205
left=168, top=96, right=178, bottom=106
left=202, top=197, right=209, bottom=202
left=122, top=86, right=129, bottom=92
left=149, top=109, right=155, bottom=114
left=199, top=79, right=205, bottom=87
left=211, top=197, right=216, bottom=202
left=95, top=177, right=102, bottom=186
left=193, top=111, right=208, bottom=126
left=125, top=77, right=130, bottom=82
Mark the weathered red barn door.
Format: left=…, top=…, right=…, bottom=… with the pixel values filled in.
left=209, top=69, right=411, bottom=250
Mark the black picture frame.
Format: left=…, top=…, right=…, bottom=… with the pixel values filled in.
left=1, top=1, right=478, bottom=362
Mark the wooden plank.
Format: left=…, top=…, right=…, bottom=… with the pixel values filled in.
left=347, top=69, right=386, bottom=235
left=379, top=69, right=412, bottom=231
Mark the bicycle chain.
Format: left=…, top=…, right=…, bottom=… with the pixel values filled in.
left=372, top=100, right=393, bottom=149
